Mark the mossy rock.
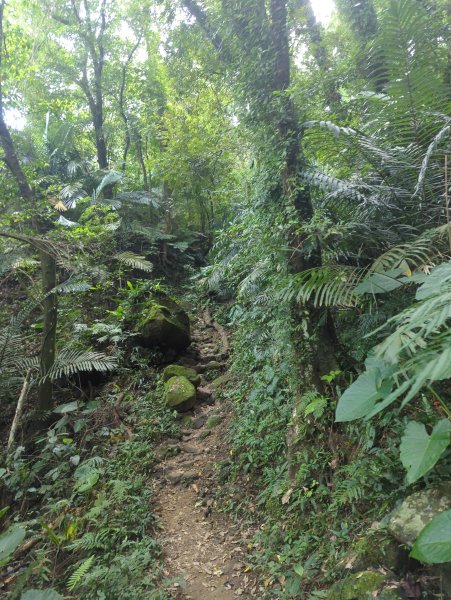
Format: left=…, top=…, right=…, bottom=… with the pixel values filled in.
left=163, top=364, right=201, bottom=387
left=205, top=414, right=222, bottom=429
left=326, top=571, right=402, bottom=599
left=136, top=292, right=190, bottom=353
left=388, top=483, right=451, bottom=546
left=204, top=361, right=222, bottom=370
left=210, top=373, right=231, bottom=391
left=164, top=376, right=196, bottom=412
left=339, top=533, right=408, bottom=573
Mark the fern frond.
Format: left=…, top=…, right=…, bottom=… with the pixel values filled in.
left=114, top=251, right=153, bottom=272
left=280, top=266, right=365, bottom=308
left=67, top=556, right=95, bottom=591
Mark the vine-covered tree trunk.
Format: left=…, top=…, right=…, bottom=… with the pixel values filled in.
left=268, top=0, right=339, bottom=478
left=182, top=0, right=339, bottom=478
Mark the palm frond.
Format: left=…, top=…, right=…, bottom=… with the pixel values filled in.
left=44, top=349, right=117, bottom=381
left=91, top=171, right=123, bottom=203
left=59, top=181, right=87, bottom=209
left=413, top=121, right=450, bottom=197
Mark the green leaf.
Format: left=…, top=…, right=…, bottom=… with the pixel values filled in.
left=411, top=510, right=451, bottom=563
left=21, top=589, right=65, bottom=600
left=74, top=464, right=100, bottom=493
left=53, top=401, right=78, bottom=414
left=400, top=420, right=451, bottom=484
left=354, top=268, right=405, bottom=295
left=0, top=526, right=26, bottom=564
left=335, top=371, right=392, bottom=422
left=416, top=261, right=451, bottom=300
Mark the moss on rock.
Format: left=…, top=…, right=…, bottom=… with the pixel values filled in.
left=210, top=373, right=230, bottom=391
left=164, top=376, right=196, bottom=412
left=163, top=364, right=201, bottom=387
left=388, top=484, right=451, bottom=546
left=326, top=571, right=402, bottom=600
left=205, top=414, right=222, bottom=429
left=136, top=292, right=190, bottom=352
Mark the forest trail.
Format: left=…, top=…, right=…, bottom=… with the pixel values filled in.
left=153, top=312, right=261, bottom=599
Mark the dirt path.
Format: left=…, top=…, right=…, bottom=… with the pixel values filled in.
left=153, top=313, right=262, bottom=599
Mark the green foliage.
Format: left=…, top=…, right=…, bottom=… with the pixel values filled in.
left=411, top=510, right=451, bottom=564
left=400, top=420, right=451, bottom=484
left=1, top=0, right=450, bottom=596
left=0, top=526, right=26, bottom=567
left=67, top=555, right=95, bottom=591
left=21, top=590, right=64, bottom=600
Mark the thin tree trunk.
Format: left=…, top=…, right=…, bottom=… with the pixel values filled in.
left=7, top=370, right=32, bottom=453
left=37, top=251, right=57, bottom=411
left=0, top=0, right=57, bottom=411
left=136, top=136, right=149, bottom=191
left=119, top=35, right=142, bottom=173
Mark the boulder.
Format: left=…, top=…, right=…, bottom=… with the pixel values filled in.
left=162, top=364, right=201, bottom=387
left=337, top=533, right=409, bottom=573
left=136, top=292, right=190, bottom=352
left=325, top=571, right=403, bottom=600
left=164, top=376, right=196, bottom=412
left=388, top=484, right=451, bottom=547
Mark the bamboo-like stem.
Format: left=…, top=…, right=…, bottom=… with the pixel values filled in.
left=7, top=370, right=32, bottom=453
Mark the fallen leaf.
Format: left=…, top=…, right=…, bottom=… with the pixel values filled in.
left=281, top=488, right=293, bottom=505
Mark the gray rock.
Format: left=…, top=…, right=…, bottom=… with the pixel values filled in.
left=166, top=469, right=199, bottom=485
left=197, top=386, right=213, bottom=400
left=388, top=484, right=451, bottom=546
left=155, top=444, right=181, bottom=461
left=182, top=443, right=202, bottom=455
left=204, top=360, right=223, bottom=370
left=192, top=415, right=208, bottom=429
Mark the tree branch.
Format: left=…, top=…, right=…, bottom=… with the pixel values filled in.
left=181, top=0, right=224, bottom=53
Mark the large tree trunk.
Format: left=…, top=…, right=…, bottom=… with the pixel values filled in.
left=269, top=0, right=339, bottom=477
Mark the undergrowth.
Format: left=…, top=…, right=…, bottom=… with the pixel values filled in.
left=1, top=370, right=177, bottom=599
left=215, top=300, right=409, bottom=599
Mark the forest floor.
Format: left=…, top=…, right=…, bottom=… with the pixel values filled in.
left=152, top=311, right=263, bottom=599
